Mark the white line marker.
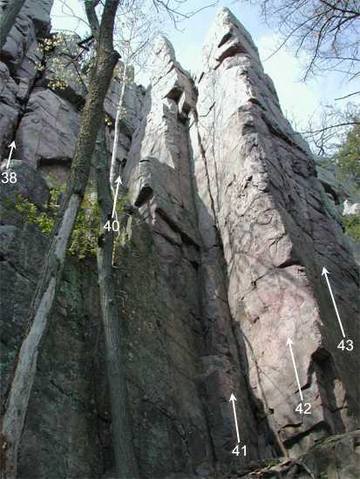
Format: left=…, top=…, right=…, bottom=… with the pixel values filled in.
left=111, top=175, right=122, bottom=219
left=322, top=267, right=346, bottom=338
left=6, top=141, right=16, bottom=169
left=287, top=338, right=304, bottom=402
left=229, top=393, right=240, bottom=443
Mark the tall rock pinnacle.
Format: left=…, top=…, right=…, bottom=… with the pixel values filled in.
left=190, top=6, right=359, bottom=461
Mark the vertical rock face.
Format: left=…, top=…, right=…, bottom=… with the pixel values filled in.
left=190, top=7, right=359, bottom=459
left=0, top=4, right=359, bottom=479
left=121, top=36, right=215, bottom=478
left=0, top=2, right=139, bottom=478
left=0, top=0, right=51, bottom=157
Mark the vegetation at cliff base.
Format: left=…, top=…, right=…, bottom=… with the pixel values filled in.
left=337, top=123, right=360, bottom=186
left=15, top=195, right=55, bottom=235
left=342, top=214, right=360, bottom=241
left=330, top=121, right=360, bottom=242
left=15, top=188, right=100, bottom=259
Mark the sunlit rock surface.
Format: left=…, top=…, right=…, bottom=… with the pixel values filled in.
left=189, top=8, right=359, bottom=460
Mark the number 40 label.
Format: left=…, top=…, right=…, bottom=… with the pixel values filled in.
left=104, top=220, right=119, bottom=232
left=232, top=444, right=247, bottom=457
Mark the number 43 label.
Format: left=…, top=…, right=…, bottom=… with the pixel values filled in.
left=337, top=339, right=353, bottom=351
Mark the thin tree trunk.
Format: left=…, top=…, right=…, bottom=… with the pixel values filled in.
left=1, top=2, right=120, bottom=476
left=110, top=62, right=128, bottom=191
left=95, top=125, right=139, bottom=479
left=0, top=0, right=26, bottom=50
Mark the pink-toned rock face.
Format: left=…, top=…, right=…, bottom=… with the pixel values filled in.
left=190, top=7, right=359, bottom=459
left=15, top=88, right=80, bottom=168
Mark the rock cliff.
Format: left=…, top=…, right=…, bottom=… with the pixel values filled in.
left=0, top=2, right=359, bottom=478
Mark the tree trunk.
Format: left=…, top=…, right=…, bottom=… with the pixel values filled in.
left=1, top=2, right=120, bottom=477
left=0, top=0, right=26, bottom=50
left=95, top=125, right=139, bottom=478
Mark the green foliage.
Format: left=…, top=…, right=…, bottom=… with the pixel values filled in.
left=68, top=192, right=100, bottom=260
left=39, top=35, right=64, bottom=54
left=15, top=195, right=55, bottom=234
left=264, top=458, right=281, bottom=469
left=15, top=187, right=100, bottom=260
left=116, top=193, right=130, bottom=215
left=342, top=214, right=360, bottom=242
left=336, top=123, right=360, bottom=187
left=111, top=194, right=139, bottom=264
left=36, top=33, right=86, bottom=93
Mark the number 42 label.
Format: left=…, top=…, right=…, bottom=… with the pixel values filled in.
left=295, top=402, right=312, bottom=415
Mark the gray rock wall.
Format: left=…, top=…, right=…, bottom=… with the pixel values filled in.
left=1, top=2, right=127, bottom=477
left=121, top=36, right=214, bottom=477
left=0, top=163, right=113, bottom=478
left=1, top=3, right=359, bottom=478
left=0, top=0, right=51, bottom=159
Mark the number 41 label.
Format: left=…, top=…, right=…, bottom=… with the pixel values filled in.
left=232, top=444, right=247, bottom=457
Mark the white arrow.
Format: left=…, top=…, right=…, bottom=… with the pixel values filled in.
left=111, top=175, right=123, bottom=219
left=287, top=338, right=304, bottom=402
left=6, top=141, right=16, bottom=169
left=322, top=267, right=346, bottom=338
left=229, top=393, right=240, bottom=444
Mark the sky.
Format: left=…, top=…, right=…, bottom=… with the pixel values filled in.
left=50, top=0, right=357, bottom=132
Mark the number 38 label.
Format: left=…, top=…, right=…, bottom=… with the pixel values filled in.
left=1, top=171, right=17, bottom=184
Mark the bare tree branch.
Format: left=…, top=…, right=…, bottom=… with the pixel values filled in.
left=247, top=0, right=360, bottom=83
left=335, top=90, right=360, bottom=101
